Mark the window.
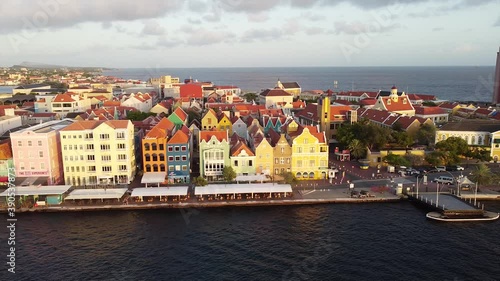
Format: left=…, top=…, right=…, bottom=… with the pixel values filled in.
left=152, top=154, right=158, bottom=161
left=145, top=154, right=151, bottom=161
left=248, top=160, right=253, bottom=166
left=151, top=143, right=157, bottom=151
left=168, top=156, right=174, bottom=161
left=118, top=154, right=127, bottom=160
left=144, top=143, right=150, bottom=151
left=85, top=133, right=93, bottom=139
left=310, top=147, right=315, bottom=153
left=281, top=147, right=284, bottom=154
left=320, top=147, right=327, bottom=152
left=17, top=141, right=22, bottom=146
left=159, top=144, right=164, bottom=150
left=65, top=167, right=69, bottom=172
left=102, top=166, right=112, bottom=172
left=297, top=160, right=302, bottom=167
left=40, top=162, right=45, bottom=169
left=100, top=133, right=110, bottom=140
left=86, top=144, right=94, bottom=150
left=181, top=146, right=187, bottom=151
left=116, top=132, right=125, bottom=139
left=70, top=156, right=73, bottom=161
left=175, top=156, right=180, bottom=161
left=280, top=158, right=285, bottom=164
left=63, top=145, right=67, bottom=150
left=102, top=155, right=111, bottom=161
left=100, top=144, right=111, bottom=151
left=175, top=165, right=181, bottom=171
left=182, top=165, right=187, bottom=171
left=159, top=154, right=165, bottom=161
left=117, top=143, right=126, bottom=150
left=303, top=139, right=308, bottom=144
left=64, top=156, right=68, bottom=161
left=297, top=147, right=302, bottom=153
left=168, top=146, right=173, bottom=152
left=28, top=141, right=32, bottom=146
left=275, top=158, right=279, bottom=164
left=275, top=169, right=279, bottom=175
left=38, top=140, right=42, bottom=146
left=169, top=165, right=174, bottom=171
left=181, top=156, right=187, bottom=161
left=309, top=160, right=315, bottom=167
left=76, top=167, right=80, bottom=172
left=87, top=155, right=95, bottom=161
left=175, top=146, right=180, bottom=152
left=234, top=160, right=239, bottom=166
left=119, top=165, right=127, bottom=171
left=62, top=135, right=66, bottom=139
left=286, top=158, right=290, bottom=164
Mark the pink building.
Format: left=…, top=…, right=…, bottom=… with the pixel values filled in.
left=10, top=119, right=74, bottom=184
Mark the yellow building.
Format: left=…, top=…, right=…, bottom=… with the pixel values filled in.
left=254, top=137, right=274, bottom=175
left=60, top=120, right=136, bottom=186
left=290, top=126, right=329, bottom=179
left=142, top=118, right=175, bottom=173
left=491, top=131, right=500, bottom=162
left=276, top=79, right=301, bottom=98
left=217, top=113, right=233, bottom=135
left=366, top=148, right=426, bottom=168
left=201, top=108, right=218, bottom=130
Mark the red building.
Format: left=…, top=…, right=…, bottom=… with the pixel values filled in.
left=179, top=84, right=203, bottom=99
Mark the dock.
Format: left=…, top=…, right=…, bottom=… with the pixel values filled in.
left=408, top=192, right=499, bottom=222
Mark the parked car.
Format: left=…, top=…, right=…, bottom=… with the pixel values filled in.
left=447, top=165, right=465, bottom=171
left=406, top=168, right=420, bottom=176
left=433, top=176, right=455, bottom=185
left=435, top=166, right=446, bottom=172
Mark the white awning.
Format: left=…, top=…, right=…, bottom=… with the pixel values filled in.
left=195, top=183, right=292, bottom=196
left=131, top=186, right=189, bottom=197
left=65, top=188, right=128, bottom=200
left=0, top=185, right=72, bottom=196
left=235, top=174, right=268, bottom=182
left=141, top=172, right=167, bottom=184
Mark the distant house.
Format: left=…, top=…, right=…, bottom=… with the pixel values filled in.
left=199, top=130, right=230, bottom=181
left=275, top=79, right=301, bottom=98
left=12, top=84, right=50, bottom=95
left=259, top=88, right=293, bottom=109
left=372, top=86, right=415, bottom=116
left=414, top=106, right=449, bottom=124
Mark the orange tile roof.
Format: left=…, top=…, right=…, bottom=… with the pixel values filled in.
left=231, top=141, right=254, bottom=156
left=61, top=120, right=129, bottom=131
left=0, top=141, right=12, bottom=160
left=168, top=130, right=189, bottom=144
left=415, top=106, right=447, bottom=115
left=200, top=131, right=228, bottom=143
left=173, top=107, right=188, bottom=121
left=53, top=93, right=75, bottom=103
left=381, top=97, right=414, bottom=112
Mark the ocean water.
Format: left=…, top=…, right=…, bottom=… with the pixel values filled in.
left=3, top=202, right=500, bottom=280
left=103, top=66, right=496, bottom=102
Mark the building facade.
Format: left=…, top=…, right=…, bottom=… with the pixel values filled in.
left=167, top=130, right=191, bottom=183
left=290, top=126, right=329, bottom=180
left=60, top=120, right=136, bottom=186
left=199, top=131, right=230, bottom=181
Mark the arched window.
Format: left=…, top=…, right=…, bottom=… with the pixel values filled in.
left=144, top=143, right=150, bottom=151
left=152, top=143, right=157, bottom=151
left=152, top=154, right=158, bottom=161
left=296, top=172, right=302, bottom=178
left=309, top=172, right=315, bottom=178
left=478, top=136, right=483, bottom=145
left=160, top=164, right=166, bottom=172
left=159, top=154, right=165, bottom=161
left=153, top=164, right=158, bottom=172
left=471, top=136, right=476, bottom=145
left=145, top=154, right=151, bottom=162
left=145, top=164, right=151, bottom=172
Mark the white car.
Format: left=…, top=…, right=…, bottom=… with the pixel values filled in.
left=456, top=165, right=465, bottom=171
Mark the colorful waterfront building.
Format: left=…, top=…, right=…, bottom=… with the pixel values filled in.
left=230, top=140, right=256, bottom=176
left=167, top=129, right=191, bottom=183
left=10, top=119, right=74, bottom=185
left=254, top=136, right=273, bottom=176
left=60, top=120, right=136, bottom=186
left=0, top=140, right=13, bottom=185
left=201, top=108, right=218, bottom=131
left=269, top=129, right=292, bottom=178
left=231, top=116, right=247, bottom=140
left=199, top=130, right=230, bottom=181
left=217, top=112, right=233, bottom=134
left=168, top=107, right=188, bottom=127
left=289, top=125, right=329, bottom=180
left=142, top=118, right=175, bottom=173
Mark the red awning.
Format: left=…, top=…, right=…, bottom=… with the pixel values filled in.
left=0, top=176, right=8, bottom=182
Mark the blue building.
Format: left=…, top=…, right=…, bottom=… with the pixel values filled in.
left=167, top=129, right=190, bottom=183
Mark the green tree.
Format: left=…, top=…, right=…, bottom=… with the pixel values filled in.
left=243, top=92, right=258, bottom=102
left=405, top=154, right=425, bottom=166
left=195, top=176, right=208, bottom=186
left=383, top=153, right=411, bottom=167
left=434, top=137, right=468, bottom=165
left=425, top=151, right=445, bottom=166
left=222, top=166, right=236, bottom=182
left=281, top=172, right=298, bottom=185
left=126, top=111, right=156, bottom=121
left=416, top=124, right=436, bottom=146
left=470, top=164, right=495, bottom=186
left=348, top=139, right=367, bottom=159
left=465, top=147, right=493, bottom=163
left=391, top=131, right=414, bottom=148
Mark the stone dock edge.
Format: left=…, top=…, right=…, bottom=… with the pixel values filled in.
left=1, top=197, right=403, bottom=213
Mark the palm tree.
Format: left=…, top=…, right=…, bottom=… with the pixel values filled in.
left=348, top=139, right=367, bottom=159
left=470, top=164, right=494, bottom=186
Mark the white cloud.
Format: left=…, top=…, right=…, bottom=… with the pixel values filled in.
left=141, top=20, right=166, bottom=36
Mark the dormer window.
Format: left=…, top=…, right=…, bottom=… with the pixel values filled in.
left=387, top=100, right=391, bottom=105
left=403, top=98, right=407, bottom=104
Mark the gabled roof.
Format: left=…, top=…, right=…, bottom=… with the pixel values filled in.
left=475, top=108, right=494, bottom=116
left=200, top=131, right=228, bottom=143
left=259, top=88, right=293, bottom=97
left=438, top=102, right=460, bottom=109
left=268, top=128, right=282, bottom=146
left=407, top=93, right=436, bottom=101
left=172, top=107, right=188, bottom=121
left=168, top=130, right=189, bottom=144
left=281, top=82, right=300, bottom=89
left=439, top=120, right=500, bottom=132
left=380, top=96, right=414, bottom=112
left=53, top=93, right=76, bottom=103
left=359, top=98, right=377, bottom=106
left=231, top=141, right=254, bottom=156
left=359, top=108, right=393, bottom=123
left=394, top=116, right=420, bottom=130
left=61, top=120, right=129, bottom=131
left=415, top=106, right=447, bottom=115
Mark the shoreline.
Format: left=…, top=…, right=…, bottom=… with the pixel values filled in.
left=0, top=197, right=402, bottom=213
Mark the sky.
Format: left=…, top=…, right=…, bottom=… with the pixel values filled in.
left=0, top=0, right=499, bottom=68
